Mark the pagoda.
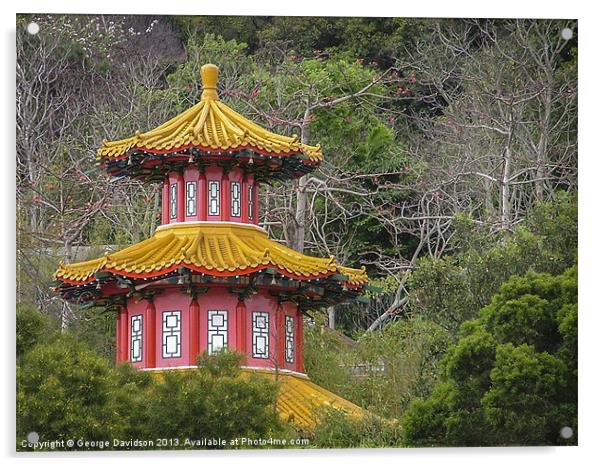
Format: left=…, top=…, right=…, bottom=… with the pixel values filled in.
left=53, top=64, right=369, bottom=429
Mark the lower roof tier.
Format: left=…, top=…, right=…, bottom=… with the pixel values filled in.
left=53, top=222, right=369, bottom=306
left=246, top=369, right=366, bottom=430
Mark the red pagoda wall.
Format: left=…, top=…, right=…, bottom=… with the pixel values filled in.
left=161, top=164, right=259, bottom=226
left=118, top=287, right=304, bottom=374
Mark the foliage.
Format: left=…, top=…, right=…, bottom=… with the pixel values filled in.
left=350, top=317, right=450, bottom=417
left=17, top=336, right=131, bottom=447
left=312, top=409, right=403, bottom=448
left=67, top=306, right=117, bottom=361
left=145, top=352, right=284, bottom=447
left=407, top=193, right=577, bottom=334
left=165, top=34, right=252, bottom=110
left=304, top=316, right=450, bottom=419
left=17, top=343, right=284, bottom=450
left=402, top=266, right=577, bottom=446
left=16, top=304, right=58, bottom=359
left=168, top=16, right=413, bottom=65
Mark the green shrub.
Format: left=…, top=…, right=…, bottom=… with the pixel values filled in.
left=145, top=351, right=285, bottom=448
left=16, top=304, right=57, bottom=359
left=17, top=336, right=130, bottom=448
left=312, top=408, right=403, bottom=448
left=407, top=194, right=577, bottom=334
left=402, top=266, right=577, bottom=446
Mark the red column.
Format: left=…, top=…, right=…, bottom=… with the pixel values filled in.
left=145, top=300, right=156, bottom=368
left=177, top=172, right=185, bottom=222
left=189, top=297, right=200, bottom=366
left=120, top=306, right=129, bottom=363
left=198, top=171, right=207, bottom=221
left=115, top=308, right=122, bottom=363
left=236, top=298, right=247, bottom=363
left=161, top=179, right=169, bottom=225
left=276, top=303, right=285, bottom=368
left=295, top=310, right=304, bottom=373
left=221, top=169, right=230, bottom=221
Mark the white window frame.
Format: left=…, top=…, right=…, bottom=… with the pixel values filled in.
left=208, top=181, right=220, bottom=216
left=162, top=310, right=181, bottom=358
left=252, top=311, right=270, bottom=359
left=131, top=314, right=143, bottom=362
left=248, top=184, right=254, bottom=220
left=208, top=310, right=228, bottom=355
left=230, top=181, right=241, bottom=217
left=185, top=181, right=197, bottom=217
left=285, top=315, right=294, bottom=364
left=169, top=183, right=177, bottom=219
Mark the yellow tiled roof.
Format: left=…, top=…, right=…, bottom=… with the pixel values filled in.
left=272, top=372, right=365, bottom=430
left=245, top=369, right=365, bottom=430
left=54, top=222, right=368, bottom=287
left=98, top=64, right=322, bottom=162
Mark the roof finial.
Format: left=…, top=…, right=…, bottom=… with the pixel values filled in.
left=200, top=64, right=219, bottom=100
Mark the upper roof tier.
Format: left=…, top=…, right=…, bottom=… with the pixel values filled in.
left=98, top=64, right=323, bottom=181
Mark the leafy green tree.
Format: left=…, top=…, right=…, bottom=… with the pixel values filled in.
left=17, top=345, right=287, bottom=450
left=145, top=351, right=284, bottom=448
left=258, top=17, right=413, bottom=65
left=16, top=304, right=57, bottom=359
left=17, top=337, right=133, bottom=448
left=304, top=316, right=450, bottom=419
left=312, top=408, right=403, bottom=448
left=402, top=266, right=577, bottom=446
left=407, top=193, right=577, bottom=334
left=111, top=363, right=156, bottom=440
left=167, top=16, right=415, bottom=65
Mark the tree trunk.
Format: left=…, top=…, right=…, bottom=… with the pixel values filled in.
left=500, top=145, right=511, bottom=230
left=290, top=106, right=312, bottom=252
left=60, top=239, right=74, bottom=332
left=292, top=175, right=308, bottom=252
left=535, top=85, right=552, bottom=201
left=24, top=140, right=39, bottom=233
left=327, top=306, right=336, bottom=330
left=365, top=296, right=408, bottom=333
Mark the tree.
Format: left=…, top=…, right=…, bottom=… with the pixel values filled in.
left=17, top=336, right=138, bottom=447
left=361, top=19, right=577, bottom=332
left=17, top=344, right=286, bottom=450
left=144, top=351, right=285, bottom=447
left=16, top=304, right=58, bottom=359
left=312, top=408, right=403, bottom=448
left=398, top=19, right=577, bottom=229
left=406, top=192, right=577, bottom=334
left=304, top=315, right=450, bottom=420
left=16, top=15, right=173, bottom=330
left=401, top=265, right=577, bottom=446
